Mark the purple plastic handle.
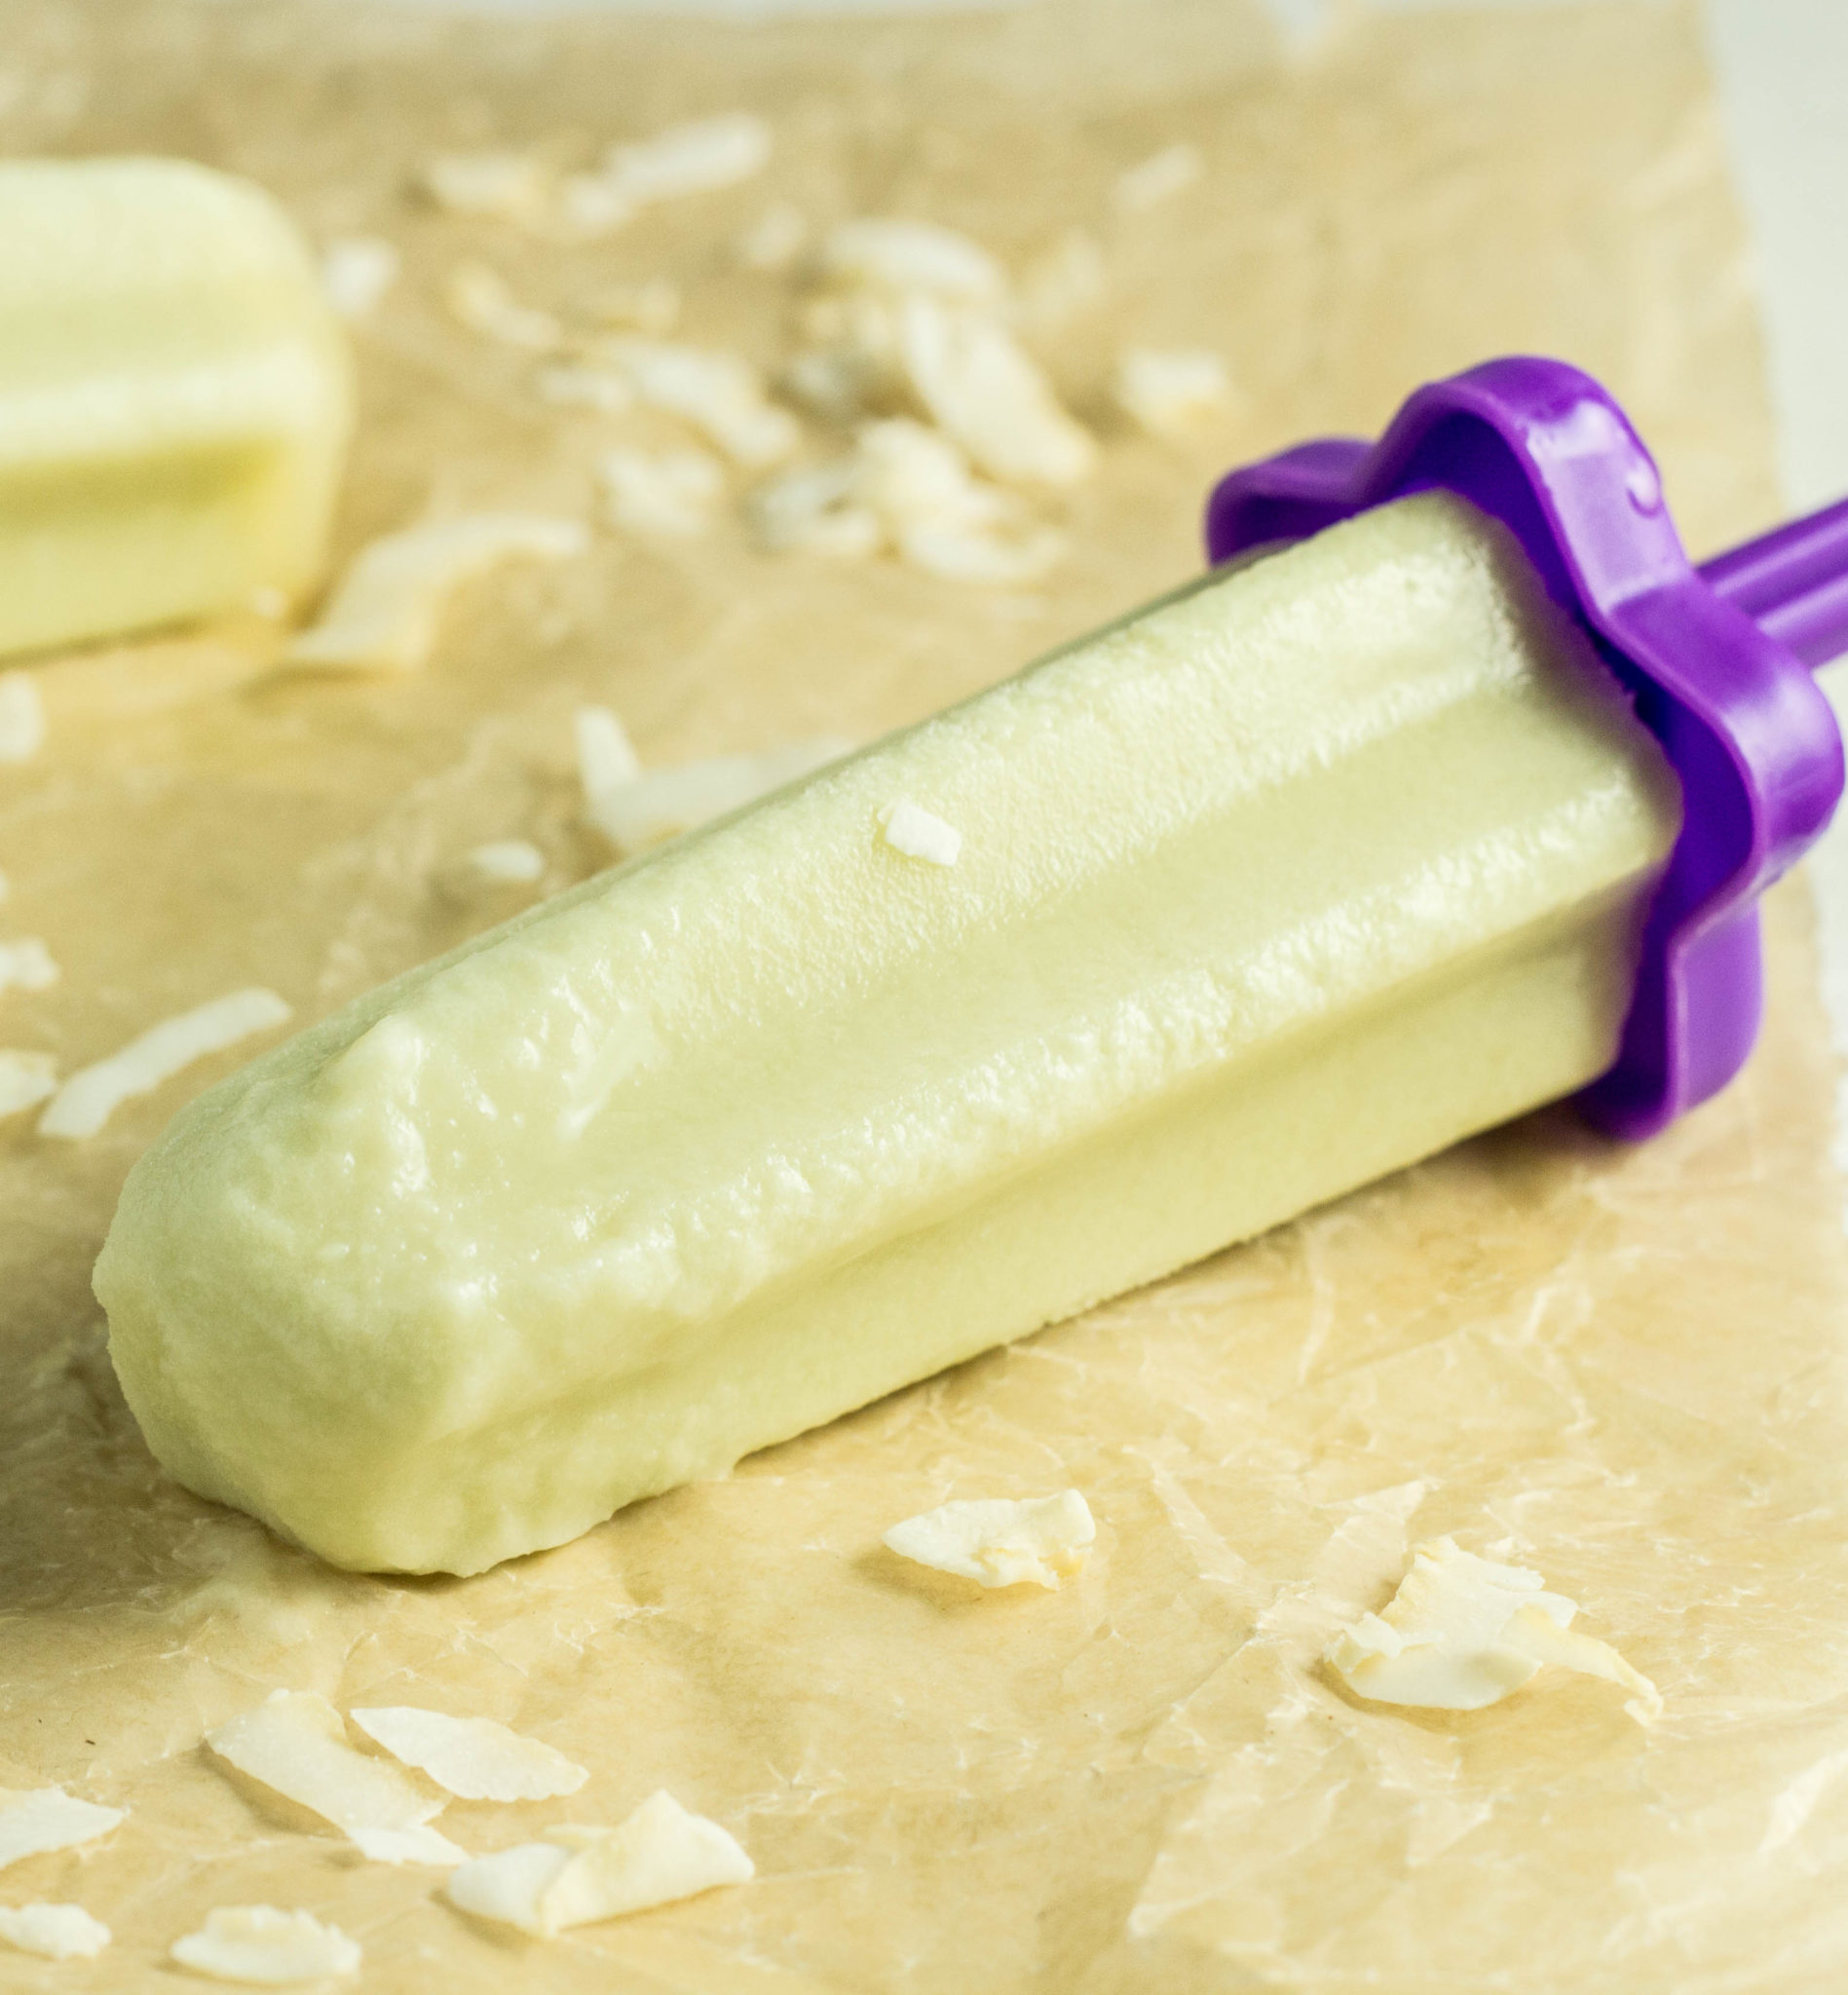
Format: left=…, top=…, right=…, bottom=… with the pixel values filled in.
left=1204, top=356, right=1845, bottom=1140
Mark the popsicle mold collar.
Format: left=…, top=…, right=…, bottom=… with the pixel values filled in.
left=1205, top=356, right=1846, bottom=1140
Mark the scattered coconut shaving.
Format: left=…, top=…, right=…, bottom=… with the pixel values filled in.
left=878, top=798, right=962, bottom=866
left=170, top=1905, right=359, bottom=1986
left=561, top=114, right=773, bottom=238
left=736, top=200, right=808, bottom=271
left=0, top=1050, right=57, bottom=1117
left=599, top=446, right=726, bottom=537
left=885, top=1491, right=1096, bottom=1590
left=463, top=839, right=546, bottom=886
left=750, top=420, right=1065, bottom=583
left=419, top=148, right=550, bottom=225
left=0, top=1902, right=110, bottom=1962
left=0, top=1789, right=125, bottom=1871
left=534, top=361, right=633, bottom=415
left=1326, top=1537, right=1662, bottom=1723
left=0, top=935, right=58, bottom=996
left=1017, top=227, right=1107, bottom=330
left=320, top=236, right=399, bottom=321
left=1113, top=348, right=1236, bottom=436
left=584, top=737, right=851, bottom=853
left=575, top=705, right=642, bottom=802
left=38, top=988, right=291, bottom=1141
left=285, top=513, right=588, bottom=673
left=445, top=259, right=562, bottom=352
left=597, top=339, right=799, bottom=467
left=446, top=1790, right=753, bottom=1938
left=0, top=669, right=45, bottom=762
left=1112, top=142, right=1203, bottom=212
left=897, top=296, right=1095, bottom=489
left=350, top=1708, right=588, bottom=1803
left=584, top=276, right=680, bottom=335
left=205, top=1691, right=463, bottom=1864
left=818, top=217, right=1006, bottom=305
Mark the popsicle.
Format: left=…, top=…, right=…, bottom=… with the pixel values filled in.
left=0, top=158, right=352, bottom=660
left=95, top=359, right=1846, bottom=1576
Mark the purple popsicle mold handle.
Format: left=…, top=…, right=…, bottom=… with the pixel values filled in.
left=1204, top=356, right=1846, bottom=1140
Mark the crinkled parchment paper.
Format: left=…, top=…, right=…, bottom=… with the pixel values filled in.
left=3, top=1, right=1847, bottom=1988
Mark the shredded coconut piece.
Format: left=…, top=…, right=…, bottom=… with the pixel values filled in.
left=0, top=669, right=45, bottom=762
left=445, top=260, right=562, bottom=352
left=598, top=338, right=799, bottom=467
left=170, top=1905, right=360, bottom=1985
left=819, top=217, right=1006, bottom=304
left=420, top=148, right=549, bottom=224
left=736, top=200, right=808, bottom=271
left=560, top=115, right=772, bottom=239
left=897, top=296, right=1095, bottom=488
left=1113, top=347, right=1236, bottom=436
left=751, top=420, right=1064, bottom=582
left=1112, top=142, right=1203, bottom=212
left=39, top=988, right=291, bottom=1141
left=585, top=277, right=681, bottom=335
left=320, top=236, right=399, bottom=321
left=286, top=513, right=588, bottom=673
left=599, top=446, right=726, bottom=537
left=534, top=361, right=633, bottom=415
left=0, top=1790, right=125, bottom=1871
left=1017, top=227, right=1107, bottom=329
left=446, top=1791, right=752, bottom=1938
left=205, top=1690, right=462, bottom=1863
left=1326, top=1536, right=1662, bottom=1723
left=575, top=705, right=643, bottom=805
left=585, top=737, right=851, bottom=853
left=0, top=1902, right=110, bottom=1961
left=351, top=1708, right=588, bottom=1803
left=0, top=1049, right=57, bottom=1117
left=463, top=839, right=546, bottom=885
left=878, top=798, right=962, bottom=866
left=885, top=1491, right=1096, bottom=1590
left=0, top=936, right=58, bottom=996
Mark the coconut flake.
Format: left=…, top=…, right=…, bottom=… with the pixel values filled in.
left=0, top=936, right=58, bottom=996
left=896, top=296, right=1095, bottom=489
left=585, top=738, right=850, bottom=853
left=0, top=1790, right=125, bottom=1871
left=350, top=1708, right=588, bottom=1803
left=1111, top=142, right=1203, bottom=212
left=1017, top=227, right=1107, bottom=330
left=446, top=1791, right=752, bottom=1938
left=286, top=514, right=588, bottom=674
left=170, top=1905, right=359, bottom=1985
left=819, top=217, right=1006, bottom=305
left=1113, top=348, right=1236, bottom=436
left=204, top=1690, right=463, bottom=1863
left=735, top=200, right=808, bottom=271
left=885, top=1491, right=1095, bottom=1589
left=602, top=114, right=772, bottom=207
left=38, top=988, right=290, bottom=1140
left=420, top=149, right=550, bottom=224
left=534, top=361, right=634, bottom=415
left=0, top=1049, right=57, bottom=1117
left=0, top=669, right=45, bottom=763
left=320, top=236, right=399, bottom=321
left=1326, top=1537, right=1661, bottom=1723
left=599, top=446, right=726, bottom=538
left=585, top=277, right=681, bottom=336
left=461, top=839, right=546, bottom=886
left=0, top=1902, right=110, bottom=1961
left=445, top=260, right=562, bottom=352
left=598, top=339, right=799, bottom=467
left=878, top=799, right=962, bottom=866
left=575, top=705, right=643, bottom=806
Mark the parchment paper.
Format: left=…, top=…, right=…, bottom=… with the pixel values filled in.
left=4, top=1, right=1847, bottom=1988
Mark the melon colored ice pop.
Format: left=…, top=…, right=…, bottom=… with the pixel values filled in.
left=0, top=158, right=351, bottom=659
left=95, top=491, right=1680, bottom=1573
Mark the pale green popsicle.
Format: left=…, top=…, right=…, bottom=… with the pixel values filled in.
left=0, top=158, right=351, bottom=659
left=96, top=493, right=1680, bottom=1573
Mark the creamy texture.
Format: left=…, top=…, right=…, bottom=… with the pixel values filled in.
left=0, top=159, right=352, bottom=660
left=96, top=494, right=1679, bottom=1573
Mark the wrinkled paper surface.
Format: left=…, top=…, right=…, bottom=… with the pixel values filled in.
left=4, top=1, right=1847, bottom=1988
